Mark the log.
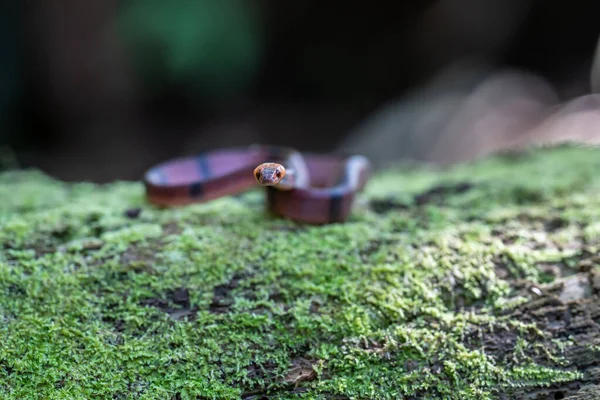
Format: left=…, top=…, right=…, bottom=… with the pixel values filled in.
left=1, top=145, right=599, bottom=399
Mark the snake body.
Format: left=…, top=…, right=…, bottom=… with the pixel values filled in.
left=143, top=145, right=370, bottom=224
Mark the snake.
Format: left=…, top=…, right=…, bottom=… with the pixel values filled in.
left=143, top=145, right=371, bottom=224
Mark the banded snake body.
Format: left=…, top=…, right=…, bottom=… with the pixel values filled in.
left=143, top=145, right=371, bottom=224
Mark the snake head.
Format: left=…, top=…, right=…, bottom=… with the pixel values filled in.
left=254, top=163, right=286, bottom=186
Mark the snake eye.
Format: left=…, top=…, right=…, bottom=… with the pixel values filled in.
left=254, top=167, right=262, bottom=182
left=275, top=169, right=282, bottom=178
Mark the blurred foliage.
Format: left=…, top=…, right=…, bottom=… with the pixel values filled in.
left=116, top=0, right=263, bottom=100
left=0, top=3, right=21, bottom=143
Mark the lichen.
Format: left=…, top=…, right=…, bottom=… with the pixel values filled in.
left=1, top=145, right=599, bottom=399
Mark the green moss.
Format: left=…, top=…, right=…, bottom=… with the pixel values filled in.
left=1, top=145, right=599, bottom=399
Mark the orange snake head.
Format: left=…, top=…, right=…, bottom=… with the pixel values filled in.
left=254, top=163, right=286, bottom=186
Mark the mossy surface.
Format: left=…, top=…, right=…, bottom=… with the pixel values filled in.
left=1, top=146, right=600, bottom=399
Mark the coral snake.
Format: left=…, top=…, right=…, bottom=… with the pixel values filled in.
left=143, top=145, right=371, bottom=224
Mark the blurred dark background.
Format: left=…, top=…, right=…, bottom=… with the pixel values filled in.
left=1, top=0, right=599, bottom=182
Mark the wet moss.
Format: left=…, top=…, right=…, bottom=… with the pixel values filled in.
left=1, top=145, right=599, bottom=399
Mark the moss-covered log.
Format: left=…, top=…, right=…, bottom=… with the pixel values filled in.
left=1, top=146, right=599, bottom=399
